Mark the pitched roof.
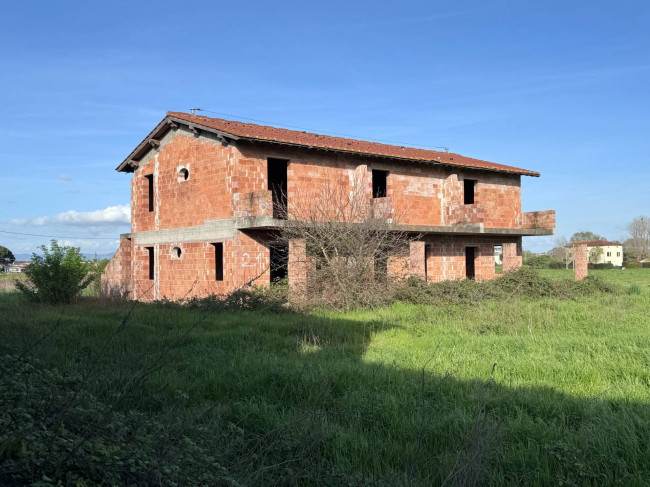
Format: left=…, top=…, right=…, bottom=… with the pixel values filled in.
left=570, top=240, right=622, bottom=247
left=117, top=112, right=540, bottom=176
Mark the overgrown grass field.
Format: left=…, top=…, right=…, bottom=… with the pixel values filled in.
left=1, top=269, right=650, bottom=485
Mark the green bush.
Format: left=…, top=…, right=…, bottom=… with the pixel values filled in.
left=593, top=263, right=614, bottom=270
left=643, top=262, right=650, bottom=269
left=16, top=240, right=94, bottom=304
left=523, top=254, right=553, bottom=269
left=391, top=267, right=617, bottom=307
left=86, top=258, right=110, bottom=297
left=184, top=278, right=289, bottom=312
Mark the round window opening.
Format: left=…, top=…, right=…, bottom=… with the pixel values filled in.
left=172, top=246, right=182, bottom=259
left=178, top=168, right=189, bottom=181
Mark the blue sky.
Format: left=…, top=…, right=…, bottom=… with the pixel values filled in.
left=1, top=0, right=648, bottom=256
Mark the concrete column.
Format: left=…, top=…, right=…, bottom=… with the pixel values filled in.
left=574, top=243, right=588, bottom=281
left=502, top=241, right=522, bottom=273
left=288, top=239, right=307, bottom=298
left=409, top=241, right=426, bottom=279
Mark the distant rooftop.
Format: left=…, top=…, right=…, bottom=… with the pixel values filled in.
left=570, top=240, right=622, bottom=247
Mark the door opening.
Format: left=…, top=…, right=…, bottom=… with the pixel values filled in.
left=270, top=244, right=288, bottom=283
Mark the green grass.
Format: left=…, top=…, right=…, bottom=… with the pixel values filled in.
left=2, top=270, right=650, bottom=485
left=0, top=272, right=25, bottom=281
left=539, top=267, right=650, bottom=292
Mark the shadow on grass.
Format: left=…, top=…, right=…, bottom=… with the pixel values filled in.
left=1, top=293, right=649, bottom=486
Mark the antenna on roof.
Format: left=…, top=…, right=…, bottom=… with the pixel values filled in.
left=190, top=108, right=202, bottom=115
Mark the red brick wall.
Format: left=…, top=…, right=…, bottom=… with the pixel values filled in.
left=425, top=236, right=520, bottom=281
left=132, top=131, right=239, bottom=233
left=130, top=233, right=270, bottom=302
left=236, top=142, right=524, bottom=229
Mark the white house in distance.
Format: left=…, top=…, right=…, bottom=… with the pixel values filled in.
left=571, top=240, right=623, bottom=266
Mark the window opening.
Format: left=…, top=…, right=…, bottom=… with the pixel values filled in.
left=372, top=170, right=388, bottom=198
left=268, top=158, right=288, bottom=219
left=212, top=243, right=224, bottom=281
left=464, top=179, right=476, bottom=204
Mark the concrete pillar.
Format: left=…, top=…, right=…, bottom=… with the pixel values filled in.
left=409, top=241, right=426, bottom=279
left=502, top=241, right=522, bottom=273
left=574, top=243, right=588, bottom=281
left=288, top=239, right=307, bottom=298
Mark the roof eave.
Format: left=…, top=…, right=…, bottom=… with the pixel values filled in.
left=115, top=115, right=241, bottom=173
left=116, top=114, right=540, bottom=177
left=233, top=137, right=540, bottom=177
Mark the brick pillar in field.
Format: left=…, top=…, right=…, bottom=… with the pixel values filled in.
left=288, top=239, right=307, bottom=298
left=502, top=242, right=522, bottom=272
left=574, top=243, right=588, bottom=281
left=409, top=241, right=426, bottom=279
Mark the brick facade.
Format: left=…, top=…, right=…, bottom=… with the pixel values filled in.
left=102, top=113, right=554, bottom=301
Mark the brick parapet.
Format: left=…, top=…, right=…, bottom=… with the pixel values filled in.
left=522, top=210, right=555, bottom=231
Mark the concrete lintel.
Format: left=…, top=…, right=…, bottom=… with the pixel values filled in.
left=132, top=219, right=239, bottom=245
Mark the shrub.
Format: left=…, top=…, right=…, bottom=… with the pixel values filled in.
left=86, top=258, right=110, bottom=297
left=16, top=240, right=94, bottom=304
left=390, top=267, right=617, bottom=307
left=643, top=262, right=650, bottom=269
left=523, top=255, right=553, bottom=269
left=629, top=284, right=642, bottom=295
left=593, top=263, right=614, bottom=270
left=184, top=279, right=289, bottom=312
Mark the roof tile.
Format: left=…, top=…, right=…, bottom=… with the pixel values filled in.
left=166, top=112, right=540, bottom=177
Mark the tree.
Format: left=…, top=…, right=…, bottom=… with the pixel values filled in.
left=570, top=231, right=604, bottom=243
left=625, top=216, right=650, bottom=262
left=548, top=236, right=574, bottom=269
left=588, top=246, right=604, bottom=264
left=276, top=170, right=412, bottom=309
left=16, top=240, right=94, bottom=304
left=0, top=245, right=15, bottom=264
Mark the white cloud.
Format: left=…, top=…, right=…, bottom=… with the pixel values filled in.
left=59, top=173, right=73, bottom=182
left=11, top=204, right=131, bottom=226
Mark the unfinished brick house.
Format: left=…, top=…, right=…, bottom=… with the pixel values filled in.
left=101, top=112, right=555, bottom=301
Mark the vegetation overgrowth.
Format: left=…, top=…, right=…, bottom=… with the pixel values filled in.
left=1, top=269, right=650, bottom=485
